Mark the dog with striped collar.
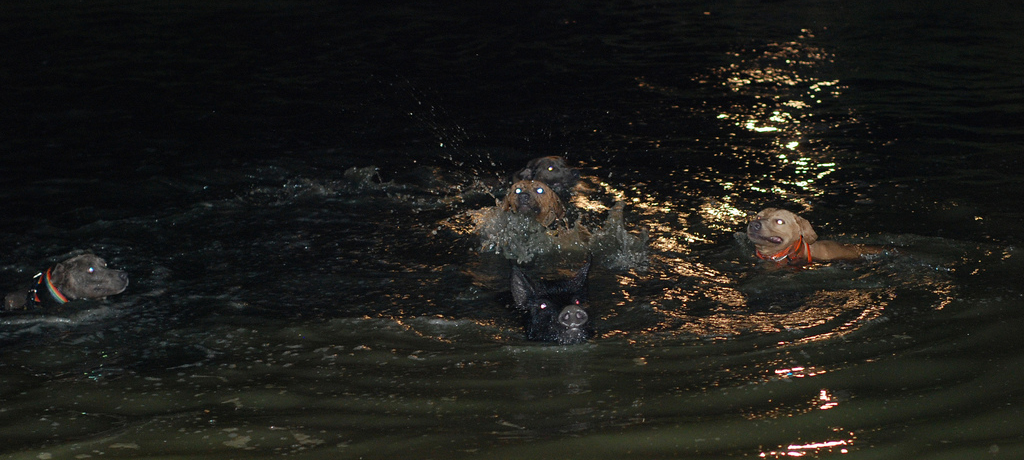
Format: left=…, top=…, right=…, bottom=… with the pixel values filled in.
left=4, top=253, right=129, bottom=311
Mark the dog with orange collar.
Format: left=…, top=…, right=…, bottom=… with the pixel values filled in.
left=4, top=253, right=129, bottom=311
left=746, top=208, right=883, bottom=266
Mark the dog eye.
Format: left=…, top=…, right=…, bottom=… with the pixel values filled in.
left=546, top=166, right=554, bottom=171
left=775, top=219, right=785, bottom=225
left=514, top=187, right=524, bottom=194
left=87, top=267, right=95, bottom=273
left=539, top=303, right=548, bottom=310
left=535, top=187, right=545, bottom=194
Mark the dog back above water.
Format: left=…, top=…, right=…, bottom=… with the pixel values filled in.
left=509, top=260, right=592, bottom=345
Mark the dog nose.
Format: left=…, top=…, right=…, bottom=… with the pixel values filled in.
left=748, top=220, right=761, bottom=231
left=118, top=272, right=129, bottom=282
left=558, top=305, right=588, bottom=328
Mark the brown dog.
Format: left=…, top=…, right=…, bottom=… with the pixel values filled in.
left=501, top=180, right=566, bottom=227
left=746, top=208, right=882, bottom=265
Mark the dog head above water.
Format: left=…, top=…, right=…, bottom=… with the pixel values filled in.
left=53, top=254, right=130, bottom=300
left=4, top=253, right=130, bottom=310
left=514, top=156, right=580, bottom=197
left=746, top=208, right=817, bottom=258
left=501, top=179, right=566, bottom=227
left=510, top=260, right=592, bottom=345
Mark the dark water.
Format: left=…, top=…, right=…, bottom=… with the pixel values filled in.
left=2, top=1, right=1023, bottom=458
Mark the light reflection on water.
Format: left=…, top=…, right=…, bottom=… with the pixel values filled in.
left=3, top=3, right=1024, bottom=459
left=692, top=29, right=847, bottom=206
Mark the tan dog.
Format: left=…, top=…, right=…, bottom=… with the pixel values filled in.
left=746, top=208, right=882, bottom=265
left=501, top=180, right=566, bottom=227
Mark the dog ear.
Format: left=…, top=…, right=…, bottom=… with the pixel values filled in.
left=510, top=266, right=536, bottom=308
left=50, top=262, right=71, bottom=285
left=795, top=214, right=818, bottom=244
left=570, top=258, right=591, bottom=290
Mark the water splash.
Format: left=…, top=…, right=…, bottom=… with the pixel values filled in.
left=470, top=200, right=648, bottom=270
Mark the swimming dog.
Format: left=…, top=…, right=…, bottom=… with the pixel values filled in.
left=746, top=208, right=883, bottom=265
left=509, top=259, right=592, bottom=345
left=501, top=179, right=566, bottom=227
left=514, top=156, right=580, bottom=200
left=4, top=253, right=129, bottom=311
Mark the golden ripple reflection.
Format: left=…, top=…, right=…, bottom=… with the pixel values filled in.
left=667, top=29, right=847, bottom=203
left=759, top=435, right=855, bottom=458
left=716, top=31, right=843, bottom=199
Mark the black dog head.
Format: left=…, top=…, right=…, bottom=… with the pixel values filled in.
left=51, top=253, right=129, bottom=300
left=510, top=260, right=592, bottom=345
left=514, top=156, right=580, bottom=198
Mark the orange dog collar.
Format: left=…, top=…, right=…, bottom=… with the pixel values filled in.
left=756, top=236, right=812, bottom=265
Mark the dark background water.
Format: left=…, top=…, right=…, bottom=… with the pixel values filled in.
left=1, top=1, right=1023, bottom=459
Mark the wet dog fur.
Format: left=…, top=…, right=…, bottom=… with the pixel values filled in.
left=510, top=259, right=593, bottom=345
left=513, top=156, right=580, bottom=200
left=746, top=208, right=883, bottom=265
left=4, top=253, right=129, bottom=311
left=501, top=179, right=566, bottom=227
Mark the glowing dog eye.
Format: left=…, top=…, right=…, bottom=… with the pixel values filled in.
left=775, top=219, right=785, bottom=225
left=88, top=267, right=95, bottom=273
left=547, top=166, right=554, bottom=171
left=515, top=187, right=524, bottom=194
left=539, top=303, right=548, bottom=309
left=535, top=187, right=545, bottom=194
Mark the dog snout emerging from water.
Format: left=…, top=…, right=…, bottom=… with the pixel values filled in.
left=558, top=304, right=588, bottom=329
left=510, top=260, right=593, bottom=345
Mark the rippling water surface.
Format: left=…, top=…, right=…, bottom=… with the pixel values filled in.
left=1, top=1, right=1023, bottom=459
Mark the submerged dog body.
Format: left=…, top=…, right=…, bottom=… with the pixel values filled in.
left=746, top=208, right=883, bottom=265
left=4, top=254, right=129, bottom=311
left=510, top=260, right=592, bottom=345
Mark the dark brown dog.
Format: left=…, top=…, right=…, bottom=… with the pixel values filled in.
left=514, top=156, right=580, bottom=199
left=746, top=208, right=882, bottom=265
left=501, top=179, right=566, bottom=227
left=4, top=254, right=129, bottom=311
